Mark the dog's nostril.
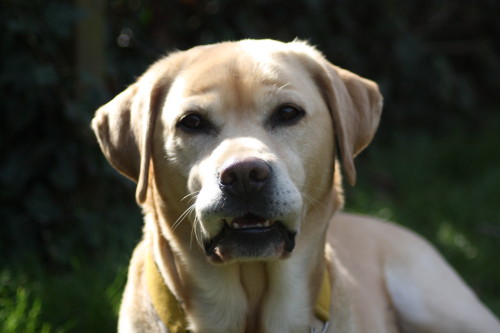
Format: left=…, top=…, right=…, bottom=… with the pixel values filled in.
left=249, top=165, right=270, bottom=182
left=219, top=158, right=271, bottom=196
left=220, top=170, right=237, bottom=185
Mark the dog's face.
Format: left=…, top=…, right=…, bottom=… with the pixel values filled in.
left=160, top=42, right=336, bottom=263
left=92, top=40, right=382, bottom=264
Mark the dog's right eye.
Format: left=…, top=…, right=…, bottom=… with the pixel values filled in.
left=177, top=113, right=209, bottom=132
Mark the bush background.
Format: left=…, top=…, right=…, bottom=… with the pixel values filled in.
left=1, top=0, right=499, bottom=331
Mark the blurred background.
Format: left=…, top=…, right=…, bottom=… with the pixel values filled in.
left=1, top=0, right=499, bottom=331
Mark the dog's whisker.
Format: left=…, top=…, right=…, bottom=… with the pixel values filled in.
left=172, top=204, right=197, bottom=230
left=302, top=183, right=334, bottom=193
left=189, top=221, right=195, bottom=251
left=302, top=192, right=325, bottom=210
left=189, top=217, right=198, bottom=250
left=300, top=184, right=328, bottom=209
left=190, top=216, right=204, bottom=251
left=195, top=220, right=204, bottom=249
left=180, top=191, right=200, bottom=202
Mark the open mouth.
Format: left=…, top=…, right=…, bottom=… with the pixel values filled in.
left=204, top=213, right=296, bottom=264
left=228, top=213, right=273, bottom=230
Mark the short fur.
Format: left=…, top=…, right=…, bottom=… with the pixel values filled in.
left=92, top=39, right=500, bottom=333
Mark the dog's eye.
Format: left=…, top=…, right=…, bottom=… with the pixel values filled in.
left=177, top=113, right=208, bottom=132
left=272, top=105, right=305, bottom=127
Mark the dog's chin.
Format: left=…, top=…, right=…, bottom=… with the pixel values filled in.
left=203, top=216, right=296, bottom=264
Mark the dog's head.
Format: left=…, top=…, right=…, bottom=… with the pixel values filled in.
left=92, top=40, right=382, bottom=264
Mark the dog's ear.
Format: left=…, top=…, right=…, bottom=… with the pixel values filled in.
left=288, top=41, right=382, bottom=185
left=91, top=59, right=177, bottom=203
left=320, top=63, right=383, bottom=186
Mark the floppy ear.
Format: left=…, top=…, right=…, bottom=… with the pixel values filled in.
left=321, top=63, right=383, bottom=186
left=91, top=62, right=173, bottom=204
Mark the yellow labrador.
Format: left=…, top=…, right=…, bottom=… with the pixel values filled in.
left=92, top=39, right=499, bottom=333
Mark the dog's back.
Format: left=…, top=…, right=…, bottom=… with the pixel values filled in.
left=329, top=212, right=500, bottom=332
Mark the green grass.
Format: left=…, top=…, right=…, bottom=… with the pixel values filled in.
left=1, top=120, right=499, bottom=332
left=0, top=272, right=59, bottom=333
left=0, top=255, right=129, bottom=333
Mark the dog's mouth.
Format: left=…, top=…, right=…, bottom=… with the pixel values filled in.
left=203, top=213, right=296, bottom=264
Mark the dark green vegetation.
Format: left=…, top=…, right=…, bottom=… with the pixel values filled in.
left=1, top=0, right=499, bottom=331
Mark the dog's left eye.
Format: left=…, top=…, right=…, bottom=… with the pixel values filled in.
left=271, top=105, right=305, bottom=127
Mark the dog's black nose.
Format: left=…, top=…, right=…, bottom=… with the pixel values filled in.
left=219, top=158, right=271, bottom=198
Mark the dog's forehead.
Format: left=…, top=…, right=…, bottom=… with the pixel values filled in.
left=185, top=51, right=278, bottom=92
left=174, top=41, right=318, bottom=107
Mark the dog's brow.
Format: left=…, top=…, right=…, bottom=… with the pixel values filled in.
left=188, top=84, right=217, bottom=96
left=275, top=82, right=291, bottom=92
left=188, top=77, right=287, bottom=96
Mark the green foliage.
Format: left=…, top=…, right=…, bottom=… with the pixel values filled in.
left=1, top=0, right=499, bottom=331
left=106, top=0, right=500, bottom=136
left=0, top=255, right=129, bottom=333
left=0, top=0, right=142, bottom=268
left=0, top=271, right=58, bottom=333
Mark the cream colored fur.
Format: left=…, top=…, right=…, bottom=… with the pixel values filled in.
left=92, top=39, right=500, bottom=333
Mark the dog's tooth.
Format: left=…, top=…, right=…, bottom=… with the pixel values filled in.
left=232, top=219, right=273, bottom=229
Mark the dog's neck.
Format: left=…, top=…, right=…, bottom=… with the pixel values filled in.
left=145, top=182, right=336, bottom=333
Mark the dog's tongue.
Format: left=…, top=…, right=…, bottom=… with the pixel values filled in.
left=231, top=214, right=268, bottom=229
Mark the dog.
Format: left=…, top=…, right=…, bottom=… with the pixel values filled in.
left=92, top=39, right=500, bottom=332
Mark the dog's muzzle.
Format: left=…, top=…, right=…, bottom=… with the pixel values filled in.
left=200, top=157, right=299, bottom=263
